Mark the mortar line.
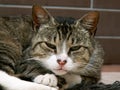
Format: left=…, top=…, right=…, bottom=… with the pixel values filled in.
left=90, top=0, right=94, bottom=9
left=0, top=4, right=120, bottom=12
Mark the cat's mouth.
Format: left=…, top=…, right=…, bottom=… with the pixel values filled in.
left=53, top=67, right=68, bottom=75
left=54, top=67, right=67, bottom=71
left=57, top=68, right=67, bottom=71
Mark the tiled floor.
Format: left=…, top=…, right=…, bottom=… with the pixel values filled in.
left=102, top=65, right=120, bottom=72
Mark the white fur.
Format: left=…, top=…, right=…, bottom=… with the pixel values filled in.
left=43, top=54, right=74, bottom=75
left=34, top=74, right=58, bottom=87
left=40, top=42, right=76, bottom=75
left=0, top=70, right=58, bottom=90
left=62, top=42, right=67, bottom=54
left=57, top=53, right=68, bottom=62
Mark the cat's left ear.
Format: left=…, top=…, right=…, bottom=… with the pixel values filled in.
left=32, top=4, right=55, bottom=31
left=75, top=11, right=99, bottom=36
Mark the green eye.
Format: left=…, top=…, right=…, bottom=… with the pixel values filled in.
left=45, top=42, right=56, bottom=50
left=70, top=45, right=81, bottom=51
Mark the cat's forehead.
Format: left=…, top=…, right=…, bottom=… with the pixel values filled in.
left=38, top=17, right=74, bottom=37
left=55, top=18, right=90, bottom=39
left=37, top=17, right=90, bottom=43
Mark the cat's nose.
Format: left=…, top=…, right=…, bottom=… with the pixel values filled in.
left=57, top=59, right=67, bottom=66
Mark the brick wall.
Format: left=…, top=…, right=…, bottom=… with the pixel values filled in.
left=0, top=0, right=120, bottom=64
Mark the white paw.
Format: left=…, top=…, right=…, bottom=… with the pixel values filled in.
left=34, top=74, right=58, bottom=87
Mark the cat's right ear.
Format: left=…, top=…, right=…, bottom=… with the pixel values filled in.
left=32, top=4, right=55, bottom=31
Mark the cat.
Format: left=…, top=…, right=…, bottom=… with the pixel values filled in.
left=0, top=4, right=104, bottom=90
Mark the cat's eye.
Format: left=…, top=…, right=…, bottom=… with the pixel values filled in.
left=45, top=42, right=56, bottom=50
left=69, top=45, right=81, bottom=51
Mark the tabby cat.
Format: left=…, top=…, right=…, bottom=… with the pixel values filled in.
left=0, top=4, right=104, bottom=90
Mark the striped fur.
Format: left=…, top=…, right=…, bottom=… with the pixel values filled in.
left=0, top=4, right=104, bottom=90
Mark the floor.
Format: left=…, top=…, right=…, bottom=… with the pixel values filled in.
left=101, top=65, right=120, bottom=84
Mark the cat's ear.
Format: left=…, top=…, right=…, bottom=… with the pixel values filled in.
left=32, top=4, right=55, bottom=31
left=75, top=11, right=99, bottom=36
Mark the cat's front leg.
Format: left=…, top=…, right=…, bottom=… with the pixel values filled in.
left=34, top=73, right=58, bottom=87
left=34, top=73, right=67, bottom=89
left=81, top=76, right=98, bottom=86
left=0, top=71, right=58, bottom=90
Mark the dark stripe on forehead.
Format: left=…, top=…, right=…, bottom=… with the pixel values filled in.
left=56, top=26, right=62, bottom=40
left=57, top=23, right=73, bottom=40
left=55, top=17, right=75, bottom=24
left=55, top=17, right=75, bottom=40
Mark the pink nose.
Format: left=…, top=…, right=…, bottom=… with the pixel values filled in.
left=57, top=59, right=67, bottom=66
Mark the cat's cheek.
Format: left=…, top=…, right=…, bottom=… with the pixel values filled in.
left=64, top=57, right=74, bottom=71
left=44, top=55, right=58, bottom=70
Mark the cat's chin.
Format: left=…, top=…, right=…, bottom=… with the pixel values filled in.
left=52, top=69, right=68, bottom=76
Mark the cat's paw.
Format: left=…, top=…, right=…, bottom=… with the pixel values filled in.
left=34, top=74, right=58, bottom=87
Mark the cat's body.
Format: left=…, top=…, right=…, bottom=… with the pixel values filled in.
left=0, top=4, right=104, bottom=90
left=0, top=16, right=33, bottom=74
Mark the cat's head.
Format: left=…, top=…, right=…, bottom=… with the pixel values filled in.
left=30, top=4, right=99, bottom=75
